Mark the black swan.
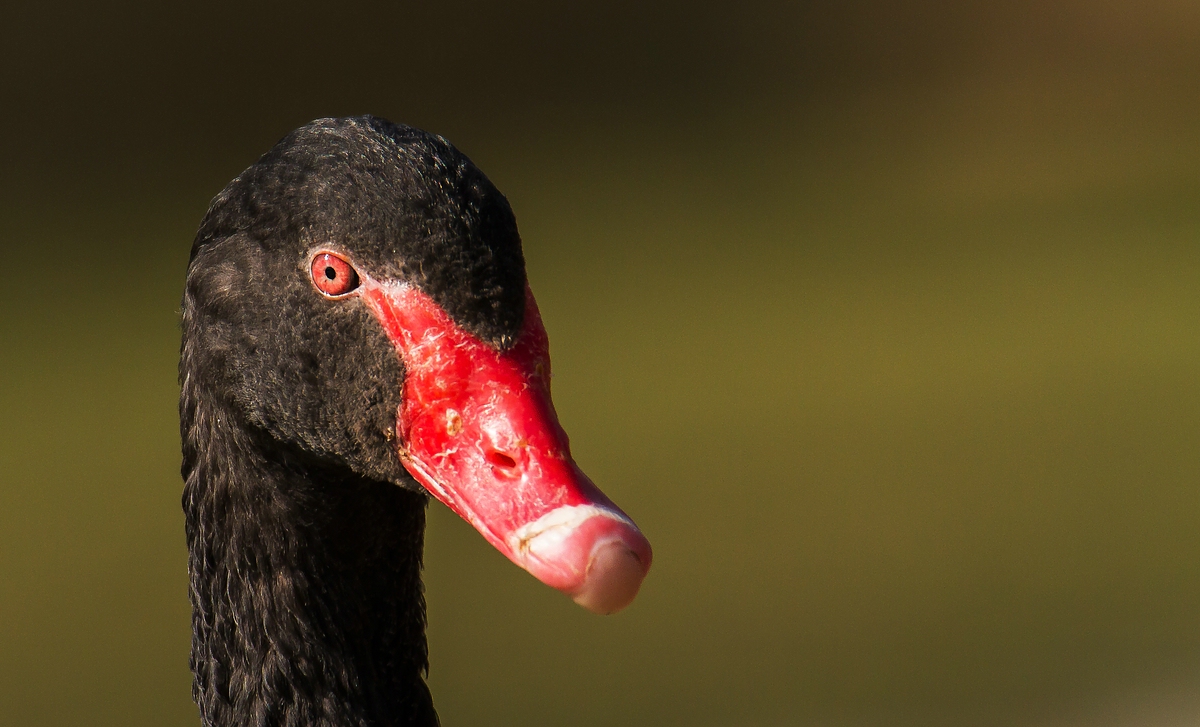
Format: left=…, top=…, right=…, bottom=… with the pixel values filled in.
left=179, top=115, right=652, bottom=726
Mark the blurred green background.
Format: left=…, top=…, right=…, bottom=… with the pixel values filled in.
left=2, top=2, right=1199, bottom=725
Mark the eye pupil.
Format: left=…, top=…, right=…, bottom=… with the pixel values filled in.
left=325, top=266, right=337, bottom=280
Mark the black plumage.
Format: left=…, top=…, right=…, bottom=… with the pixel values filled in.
left=180, top=116, right=529, bottom=727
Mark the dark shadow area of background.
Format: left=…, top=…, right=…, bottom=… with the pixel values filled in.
left=2, top=2, right=1199, bottom=726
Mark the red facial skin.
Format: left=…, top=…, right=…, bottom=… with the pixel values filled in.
left=314, top=254, right=651, bottom=613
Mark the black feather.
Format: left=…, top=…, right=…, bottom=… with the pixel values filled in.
left=180, top=116, right=527, bottom=726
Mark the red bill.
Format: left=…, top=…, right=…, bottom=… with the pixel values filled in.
left=361, top=279, right=652, bottom=614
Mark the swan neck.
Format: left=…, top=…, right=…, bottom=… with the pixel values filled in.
left=181, top=394, right=438, bottom=727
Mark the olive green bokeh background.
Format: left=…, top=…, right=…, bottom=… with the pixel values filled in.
left=2, top=2, right=1199, bottom=725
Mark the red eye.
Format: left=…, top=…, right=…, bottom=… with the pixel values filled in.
left=310, top=253, right=360, bottom=297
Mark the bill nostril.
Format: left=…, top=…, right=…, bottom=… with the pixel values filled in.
left=487, top=450, right=518, bottom=469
